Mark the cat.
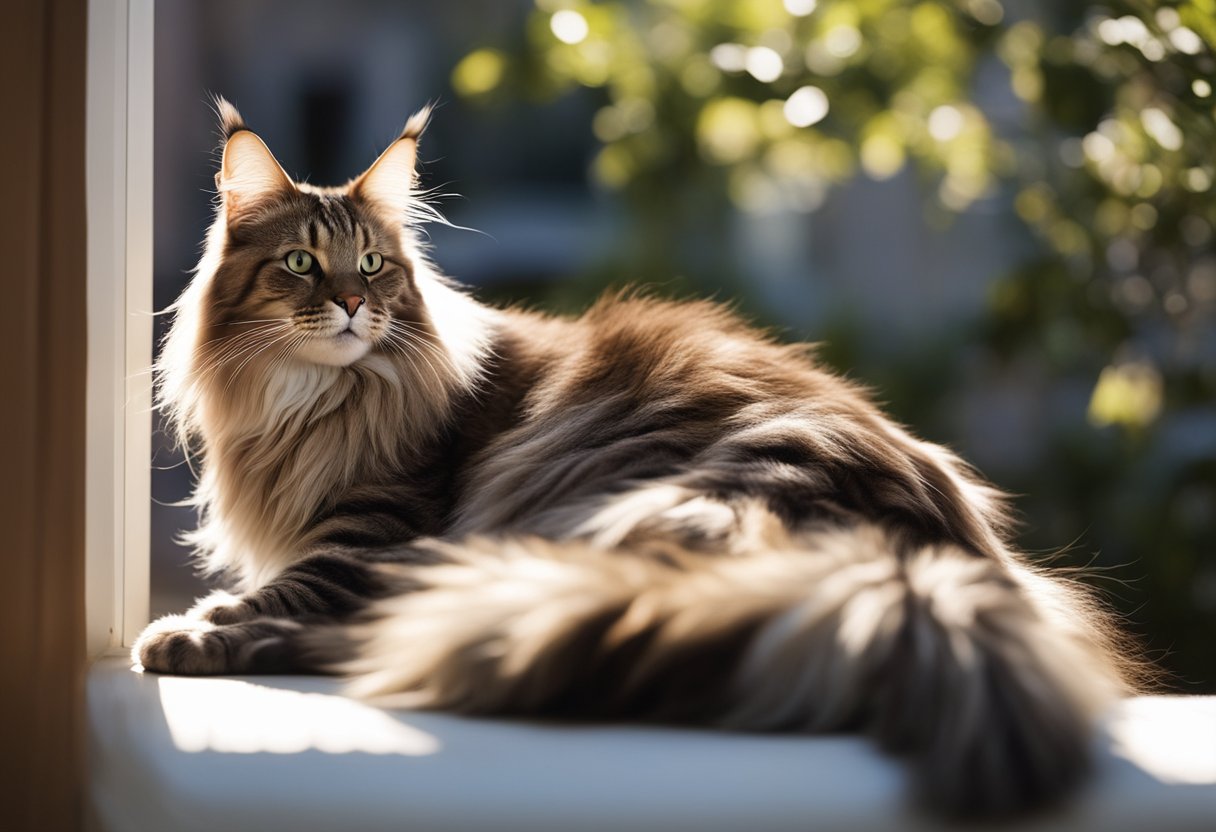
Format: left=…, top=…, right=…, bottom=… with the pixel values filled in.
left=134, top=98, right=1138, bottom=818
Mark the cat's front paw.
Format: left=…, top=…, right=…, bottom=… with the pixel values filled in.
left=187, top=590, right=255, bottom=625
left=132, top=615, right=231, bottom=675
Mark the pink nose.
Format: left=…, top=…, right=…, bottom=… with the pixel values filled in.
left=333, top=293, right=365, bottom=317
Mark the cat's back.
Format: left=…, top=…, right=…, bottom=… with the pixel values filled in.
left=450, top=294, right=867, bottom=532
left=511, top=293, right=833, bottom=405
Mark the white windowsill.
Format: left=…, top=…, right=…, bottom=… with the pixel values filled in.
left=87, top=657, right=1216, bottom=832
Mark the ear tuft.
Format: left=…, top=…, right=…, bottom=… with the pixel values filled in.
left=398, top=104, right=433, bottom=142
left=212, top=95, right=248, bottom=141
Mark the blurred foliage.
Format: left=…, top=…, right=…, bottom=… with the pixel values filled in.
left=457, top=0, right=1216, bottom=690
left=456, top=0, right=1009, bottom=206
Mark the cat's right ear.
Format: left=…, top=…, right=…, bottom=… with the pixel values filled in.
left=213, top=98, right=294, bottom=221
left=350, top=105, right=432, bottom=218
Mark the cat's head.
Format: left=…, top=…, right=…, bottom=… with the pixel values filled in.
left=194, top=97, right=435, bottom=368
left=160, top=98, right=493, bottom=446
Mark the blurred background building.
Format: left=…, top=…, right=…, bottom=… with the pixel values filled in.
left=152, top=0, right=1216, bottom=691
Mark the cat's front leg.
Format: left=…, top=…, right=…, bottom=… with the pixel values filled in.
left=192, top=541, right=449, bottom=626
left=135, top=546, right=439, bottom=674
left=193, top=550, right=391, bottom=626
left=133, top=615, right=306, bottom=675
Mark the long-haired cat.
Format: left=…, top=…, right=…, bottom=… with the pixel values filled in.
left=135, top=99, right=1138, bottom=818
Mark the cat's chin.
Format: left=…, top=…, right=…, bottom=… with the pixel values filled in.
left=295, top=331, right=372, bottom=367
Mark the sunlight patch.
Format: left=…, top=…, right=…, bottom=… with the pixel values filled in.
left=1107, top=697, right=1216, bottom=785
left=158, top=677, right=440, bottom=756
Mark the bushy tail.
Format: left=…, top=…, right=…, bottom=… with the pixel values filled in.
left=326, top=524, right=1124, bottom=817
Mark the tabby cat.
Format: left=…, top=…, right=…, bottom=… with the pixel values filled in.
left=135, top=99, right=1135, bottom=818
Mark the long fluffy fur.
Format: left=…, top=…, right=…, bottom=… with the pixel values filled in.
left=138, top=100, right=1139, bottom=820
left=329, top=521, right=1121, bottom=816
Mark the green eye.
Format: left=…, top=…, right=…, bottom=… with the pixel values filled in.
left=285, top=250, right=314, bottom=275
left=360, top=252, right=383, bottom=276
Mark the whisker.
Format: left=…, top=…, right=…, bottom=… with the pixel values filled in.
left=380, top=328, right=447, bottom=390
left=193, top=324, right=294, bottom=382
left=384, top=321, right=453, bottom=368
left=386, top=320, right=460, bottom=372
left=222, top=329, right=299, bottom=395
left=198, top=320, right=291, bottom=348
left=264, top=330, right=309, bottom=380
left=219, top=318, right=294, bottom=327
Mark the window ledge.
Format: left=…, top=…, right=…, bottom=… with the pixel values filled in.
left=87, top=657, right=1216, bottom=832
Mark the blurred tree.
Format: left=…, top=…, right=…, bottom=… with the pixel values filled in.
left=454, top=0, right=1009, bottom=283
left=986, top=0, right=1216, bottom=694
left=455, top=0, right=1216, bottom=690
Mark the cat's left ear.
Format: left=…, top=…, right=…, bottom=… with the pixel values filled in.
left=352, top=105, right=432, bottom=217
left=213, top=97, right=295, bottom=222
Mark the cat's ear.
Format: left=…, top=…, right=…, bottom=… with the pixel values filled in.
left=213, top=97, right=294, bottom=220
left=352, top=105, right=432, bottom=217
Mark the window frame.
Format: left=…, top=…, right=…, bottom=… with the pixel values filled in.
left=86, top=0, right=154, bottom=656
